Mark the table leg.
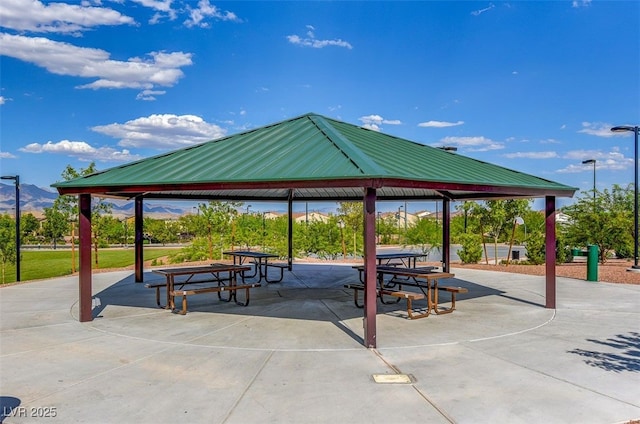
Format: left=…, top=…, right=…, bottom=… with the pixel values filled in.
left=378, top=272, right=401, bottom=304
left=168, top=275, right=175, bottom=310
left=231, top=270, right=238, bottom=302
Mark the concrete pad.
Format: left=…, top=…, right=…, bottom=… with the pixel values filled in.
left=1, top=263, right=639, bottom=423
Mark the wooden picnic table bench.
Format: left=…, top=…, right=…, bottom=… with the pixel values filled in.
left=171, top=282, right=261, bottom=315
left=223, top=250, right=282, bottom=283
left=347, top=265, right=466, bottom=319
left=151, top=264, right=253, bottom=314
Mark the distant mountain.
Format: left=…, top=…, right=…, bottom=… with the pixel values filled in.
left=0, top=183, right=188, bottom=219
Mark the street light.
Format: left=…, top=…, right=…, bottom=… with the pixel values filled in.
left=611, top=125, right=639, bottom=271
left=1, top=175, right=20, bottom=281
left=397, top=205, right=403, bottom=244
left=582, top=159, right=596, bottom=205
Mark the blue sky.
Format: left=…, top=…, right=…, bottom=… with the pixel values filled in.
left=0, top=0, right=638, bottom=213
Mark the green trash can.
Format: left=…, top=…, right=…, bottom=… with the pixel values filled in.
left=586, top=245, right=598, bottom=282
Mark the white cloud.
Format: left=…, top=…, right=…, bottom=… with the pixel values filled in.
left=136, top=89, right=167, bottom=101
left=418, top=120, right=464, bottom=128
left=91, top=114, right=227, bottom=149
left=0, top=33, right=192, bottom=99
left=438, top=136, right=505, bottom=152
left=557, top=148, right=633, bottom=173
left=184, top=0, right=241, bottom=28
left=287, top=25, right=353, bottom=49
left=503, top=151, right=558, bottom=159
left=0, top=151, right=17, bottom=159
left=19, top=140, right=141, bottom=162
left=0, top=0, right=135, bottom=34
left=358, top=115, right=402, bottom=132
left=0, top=96, right=8, bottom=105
left=471, top=3, right=495, bottom=16
left=572, top=0, right=592, bottom=8
left=577, top=121, right=618, bottom=137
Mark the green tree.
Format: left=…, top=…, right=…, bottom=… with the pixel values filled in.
left=377, top=214, right=397, bottom=245
left=144, top=218, right=180, bottom=246
left=0, top=214, right=16, bottom=283
left=337, top=202, right=363, bottom=258
left=52, top=163, right=112, bottom=268
left=504, top=199, right=532, bottom=264
left=470, top=200, right=508, bottom=265
left=20, top=213, right=40, bottom=244
left=562, top=184, right=633, bottom=262
left=196, top=201, right=239, bottom=259
left=457, top=233, right=483, bottom=264
left=42, top=206, right=68, bottom=248
left=405, top=216, right=441, bottom=256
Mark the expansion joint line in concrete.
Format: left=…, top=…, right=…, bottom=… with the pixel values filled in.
left=220, top=350, right=275, bottom=423
left=371, top=349, right=456, bottom=424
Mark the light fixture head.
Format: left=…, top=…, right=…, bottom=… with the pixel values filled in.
left=582, top=159, right=596, bottom=165
left=611, top=125, right=636, bottom=133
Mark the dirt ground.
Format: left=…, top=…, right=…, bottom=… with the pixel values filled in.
left=454, top=258, right=640, bottom=285
left=140, top=256, right=640, bottom=285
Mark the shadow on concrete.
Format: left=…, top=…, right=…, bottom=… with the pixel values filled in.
left=0, top=396, right=21, bottom=423
left=90, top=264, right=505, bottom=323
left=568, top=331, right=640, bottom=373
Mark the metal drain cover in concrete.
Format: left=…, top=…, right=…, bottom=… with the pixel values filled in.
left=372, top=374, right=412, bottom=384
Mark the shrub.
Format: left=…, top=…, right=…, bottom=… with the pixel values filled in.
left=457, top=233, right=483, bottom=264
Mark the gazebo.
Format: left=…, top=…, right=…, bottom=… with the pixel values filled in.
left=53, top=113, right=577, bottom=348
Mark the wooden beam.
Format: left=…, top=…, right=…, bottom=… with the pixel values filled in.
left=442, top=198, right=451, bottom=273
left=287, top=190, right=293, bottom=270
left=363, top=187, right=377, bottom=348
left=134, top=196, right=144, bottom=282
left=545, top=196, right=556, bottom=309
left=78, top=194, right=92, bottom=322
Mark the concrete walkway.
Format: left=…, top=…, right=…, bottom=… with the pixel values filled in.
left=1, top=263, right=639, bottom=423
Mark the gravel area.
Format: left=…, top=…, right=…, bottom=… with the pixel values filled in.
left=139, top=256, right=640, bottom=286
left=453, top=258, right=640, bottom=285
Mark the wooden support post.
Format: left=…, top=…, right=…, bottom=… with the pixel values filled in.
left=135, top=196, right=144, bottom=282
left=363, top=187, right=377, bottom=348
left=442, top=198, right=451, bottom=273
left=287, top=190, right=293, bottom=271
left=545, top=196, right=556, bottom=309
left=78, top=194, right=93, bottom=322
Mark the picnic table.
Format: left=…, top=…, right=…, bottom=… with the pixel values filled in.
left=150, top=264, right=254, bottom=315
left=375, top=252, right=427, bottom=268
left=223, top=250, right=285, bottom=283
left=347, top=265, right=466, bottom=319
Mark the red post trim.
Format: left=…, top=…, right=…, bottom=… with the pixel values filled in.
left=134, top=196, right=144, bottom=282
left=288, top=190, right=293, bottom=270
left=363, top=187, right=377, bottom=348
left=442, top=199, right=451, bottom=273
left=78, top=194, right=93, bottom=322
left=545, top=196, right=556, bottom=309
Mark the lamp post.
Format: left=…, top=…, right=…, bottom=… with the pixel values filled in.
left=1, top=175, right=20, bottom=281
left=611, top=125, right=639, bottom=271
left=403, top=201, right=408, bottom=238
left=397, top=205, right=403, bottom=244
left=582, top=159, right=596, bottom=206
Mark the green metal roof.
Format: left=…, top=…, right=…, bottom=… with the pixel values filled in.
left=53, top=113, right=577, bottom=201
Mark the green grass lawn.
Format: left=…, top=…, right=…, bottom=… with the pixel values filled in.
left=1, top=247, right=180, bottom=284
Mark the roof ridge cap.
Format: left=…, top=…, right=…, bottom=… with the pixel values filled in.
left=308, top=115, right=387, bottom=176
